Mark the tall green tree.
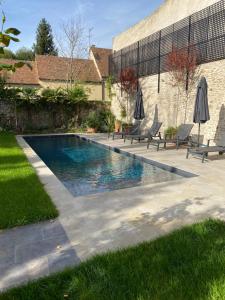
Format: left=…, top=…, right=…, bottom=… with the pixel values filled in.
left=33, top=18, right=57, bottom=56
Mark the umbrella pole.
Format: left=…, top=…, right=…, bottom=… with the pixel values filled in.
left=198, top=123, right=201, bottom=147
left=126, top=95, right=129, bottom=123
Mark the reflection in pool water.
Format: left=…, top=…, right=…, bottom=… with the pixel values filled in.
left=25, top=135, right=182, bottom=197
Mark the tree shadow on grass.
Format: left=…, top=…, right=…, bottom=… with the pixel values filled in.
left=0, top=155, right=31, bottom=172
left=0, top=172, right=58, bottom=229
left=90, top=219, right=225, bottom=300
left=0, top=154, right=27, bottom=164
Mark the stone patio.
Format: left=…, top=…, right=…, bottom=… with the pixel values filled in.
left=1, top=133, right=225, bottom=291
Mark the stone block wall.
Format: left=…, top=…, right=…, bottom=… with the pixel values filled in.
left=0, top=100, right=108, bottom=132
left=113, top=0, right=219, bottom=51
left=111, top=58, right=225, bottom=145
left=111, top=0, right=225, bottom=145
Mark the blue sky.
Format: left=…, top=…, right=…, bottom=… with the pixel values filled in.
left=3, top=0, right=164, bottom=52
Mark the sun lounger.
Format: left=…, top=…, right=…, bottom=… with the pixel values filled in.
left=124, top=122, right=162, bottom=144
left=147, top=124, right=194, bottom=151
left=112, top=122, right=140, bottom=140
left=186, top=139, right=225, bottom=162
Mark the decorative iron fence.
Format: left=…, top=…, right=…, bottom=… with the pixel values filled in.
left=109, top=0, right=225, bottom=92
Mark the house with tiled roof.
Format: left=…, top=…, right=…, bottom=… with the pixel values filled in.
left=89, top=46, right=112, bottom=79
left=0, top=46, right=112, bottom=101
left=0, top=59, right=39, bottom=87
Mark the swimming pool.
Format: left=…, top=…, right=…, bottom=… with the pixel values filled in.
left=24, top=135, right=192, bottom=197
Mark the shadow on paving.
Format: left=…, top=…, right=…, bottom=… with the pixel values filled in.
left=62, top=172, right=225, bottom=261
left=0, top=220, right=80, bottom=291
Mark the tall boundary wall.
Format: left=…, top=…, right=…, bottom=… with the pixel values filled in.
left=111, top=0, right=225, bottom=145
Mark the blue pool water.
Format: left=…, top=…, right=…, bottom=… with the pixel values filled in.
left=25, top=135, right=183, bottom=197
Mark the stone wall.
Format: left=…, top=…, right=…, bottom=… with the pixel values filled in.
left=0, top=100, right=108, bottom=132
left=113, top=0, right=219, bottom=51
left=111, top=58, right=225, bottom=145
left=111, top=0, right=225, bottom=145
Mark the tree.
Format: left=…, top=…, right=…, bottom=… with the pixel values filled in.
left=0, top=12, right=28, bottom=72
left=119, top=68, right=137, bottom=95
left=166, top=46, right=200, bottom=124
left=55, top=17, right=88, bottom=88
left=118, top=67, right=137, bottom=122
left=15, top=47, right=34, bottom=61
left=34, top=18, right=57, bottom=56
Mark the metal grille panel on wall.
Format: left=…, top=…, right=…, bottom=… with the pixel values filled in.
left=109, top=0, right=225, bottom=91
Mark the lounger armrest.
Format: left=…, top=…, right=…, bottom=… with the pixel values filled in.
left=188, top=136, right=198, bottom=147
left=188, top=136, right=193, bottom=145
left=153, top=132, right=162, bottom=139
left=207, top=139, right=217, bottom=146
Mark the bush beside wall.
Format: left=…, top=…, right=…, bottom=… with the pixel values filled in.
left=0, top=99, right=109, bottom=132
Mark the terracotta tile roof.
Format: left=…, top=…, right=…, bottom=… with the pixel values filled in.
left=90, top=47, right=112, bottom=78
left=35, top=55, right=101, bottom=82
left=0, top=59, right=39, bottom=85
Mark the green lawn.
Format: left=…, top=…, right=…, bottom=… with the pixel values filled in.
left=0, top=132, right=58, bottom=229
left=1, top=219, right=225, bottom=300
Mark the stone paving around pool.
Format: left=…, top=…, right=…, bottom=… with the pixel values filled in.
left=0, top=220, right=80, bottom=291
left=1, top=133, right=225, bottom=291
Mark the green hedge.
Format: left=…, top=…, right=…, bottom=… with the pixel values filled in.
left=0, top=85, right=89, bottom=107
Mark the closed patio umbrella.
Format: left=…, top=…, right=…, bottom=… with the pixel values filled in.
left=134, top=88, right=145, bottom=120
left=193, top=76, right=210, bottom=146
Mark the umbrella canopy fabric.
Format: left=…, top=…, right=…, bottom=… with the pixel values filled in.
left=193, top=76, right=210, bottom=124
left=134, top=88, right=145, bottom=120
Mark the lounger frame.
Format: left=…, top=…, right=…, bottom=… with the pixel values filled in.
left=147, top=124, right=194, bottom=151
left=186, top=139, right=225, bottom=162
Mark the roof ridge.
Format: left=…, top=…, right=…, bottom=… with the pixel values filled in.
left=91, top=47, right=112, bottom=51
left=0, top=58, right=33, bottom=63
left=35, top=54, right=100, bottom=82
left=35, top=54, right=92, bottom=62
